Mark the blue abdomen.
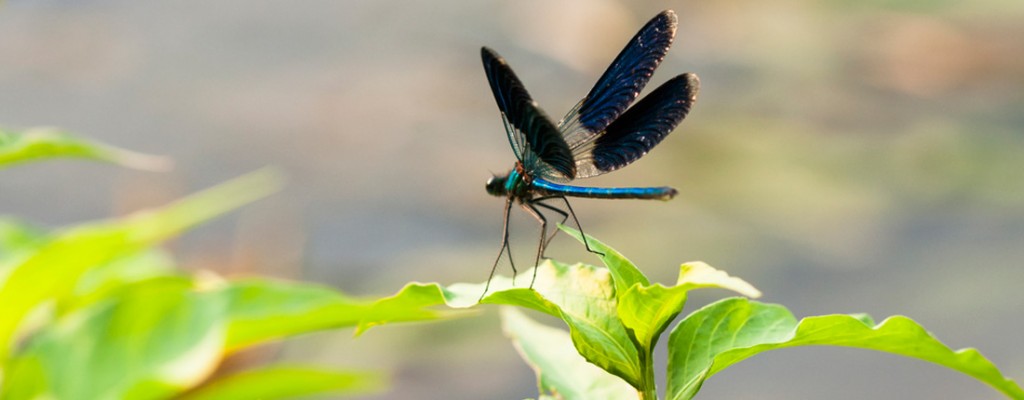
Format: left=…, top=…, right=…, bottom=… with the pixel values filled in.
left=531, top=178, right=677, bottom=200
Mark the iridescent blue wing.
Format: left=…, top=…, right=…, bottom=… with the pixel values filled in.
left=572, top=73, right=699, bottom=177
left=558, top=10, right=678, bottom=154
left=482, top=47, right=576, bottom=181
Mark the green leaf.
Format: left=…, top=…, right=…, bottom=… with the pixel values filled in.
left=617, top=285, right=686, bottom=351
left=0, top=169, right=282, bottom=361
left=0, top=218, right=47, bottom=277
left=221, top=280, right=467, bottom=348
left=222, top=278, right=370, bottom=351
left=0, top=218, right=46, bottom=257
left=443, top=270, right=563, bottom=318
left=354, top=283, right=471, bottom=335
left=560, top=224, right=649, bottom=293
left=352, top=262, right=645, bottom=388
left=64, top=249, right=179, bottom=313
left=0, top=127, right=171, bottom=170
left=180, top=366, right=385, bottom=400
left=665, top=297, right=1024, bottom=400
left=2, top=278, right=226, bottom=400
left=3, top=275, right=447, bottom=400
left=501, top=307, right=635, bottom=400
left=674, top=261, right=761, bottom=298
left=618, top=262, right=761, bottom=356
left=221, top=279, right=368, bottom=349
left=500, top=262, right=640, bottom=388
left=449, top=261, right=644, bottom=389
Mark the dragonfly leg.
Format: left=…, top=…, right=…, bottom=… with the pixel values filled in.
left=556, top=196, right=606, bottom=257
left=482, top=196, right=515, bottom=301
left=520, top=202, right=549, bottom=289
left=531, top=200, right=569, bottom=251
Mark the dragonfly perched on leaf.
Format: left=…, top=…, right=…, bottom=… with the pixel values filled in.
left=481, top=10, right=700, bottom=294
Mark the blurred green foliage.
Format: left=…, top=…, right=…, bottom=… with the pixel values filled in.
left=0, top=128, right=170, bottom=171
left=0, top=129, right=457, bottom=399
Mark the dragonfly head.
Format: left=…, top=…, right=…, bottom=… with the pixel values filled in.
left=485, top=174, right=508, bottom=197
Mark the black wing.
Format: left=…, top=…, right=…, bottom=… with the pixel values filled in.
left=573, top=73, right=699, bottom=177
left=559, top=10, right=678, bottom=150
left=481, top=47, right=576, bottom=180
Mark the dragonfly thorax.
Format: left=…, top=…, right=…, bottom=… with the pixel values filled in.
left=485, top=164, right=533, bottom=199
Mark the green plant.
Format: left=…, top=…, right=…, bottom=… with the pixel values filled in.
left=361, top=226, right=1023, bottom=399
left=0, top=128, right=459, bottom=399
left=3, top=128, right=1020, bottom=399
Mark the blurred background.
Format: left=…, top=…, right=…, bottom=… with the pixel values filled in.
left=1, top=0, right=1022, bottom=398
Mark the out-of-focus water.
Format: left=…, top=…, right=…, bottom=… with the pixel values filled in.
left=2, top=1, right=1022, bottom=398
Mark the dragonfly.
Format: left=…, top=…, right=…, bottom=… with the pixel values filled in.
left=481, top=10, right=700, bottom=294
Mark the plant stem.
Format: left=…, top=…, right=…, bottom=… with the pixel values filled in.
left=637, top=348, right=658, bottom=399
